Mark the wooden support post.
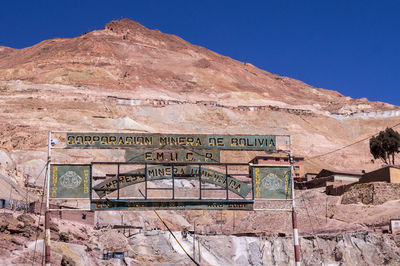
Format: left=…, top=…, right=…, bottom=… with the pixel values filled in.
left=225, top=164, right=228, bottom=200
left=45, top=210, right=51, bottom=265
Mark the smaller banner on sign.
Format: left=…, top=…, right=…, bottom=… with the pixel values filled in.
left=93, top=165, right=251, bottom=198
left=50, top=164, right=90, bottom=199
left=125, top=149, right=220, bottom=163
left=252, top=166, right=291, bottom=199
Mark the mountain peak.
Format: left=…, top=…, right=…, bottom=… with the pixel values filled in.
left=105, top=18, right=148, bottom=34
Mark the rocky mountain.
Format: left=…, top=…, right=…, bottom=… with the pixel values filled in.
left=0, top=19, right=397, bottom=114
left=0, top=19, right=399, bottom=175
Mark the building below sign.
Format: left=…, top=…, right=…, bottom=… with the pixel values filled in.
left=391, top=219, right=400, bottom=235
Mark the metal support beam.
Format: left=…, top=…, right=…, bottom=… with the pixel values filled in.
left=250, top=163, right=254, bottom=200
left=145, top=163, right=147, bottom=200
left=117, top=164, right=120, bottom=200
left=199, top=165, right=202, bottom=200
left=225, top=164, right=228, bottom=200
left=172, top=164, right=175, bottom=200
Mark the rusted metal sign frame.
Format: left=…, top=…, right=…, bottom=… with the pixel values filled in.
left=46, top=117, right=294, bottom=263
left=46, top=131, right=293, bottom=208
left=90, top=161, right=254, bottom=211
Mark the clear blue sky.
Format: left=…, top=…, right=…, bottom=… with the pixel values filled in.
left=1, top=1, right=399, bottom=106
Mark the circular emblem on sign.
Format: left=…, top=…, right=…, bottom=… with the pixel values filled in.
left=262, top=173, right=283, bottom=190
left=60, top=171, right=82, bottom=188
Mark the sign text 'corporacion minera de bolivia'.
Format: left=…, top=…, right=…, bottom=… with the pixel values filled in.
left=66, top=133, right=276, bottom=150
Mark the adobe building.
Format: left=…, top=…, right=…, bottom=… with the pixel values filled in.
left=29, top=201, right=95, bottom=226
left=315, top=169, right=363, bottom=182
left=304, top=173, right=318, bottom=181
left=298, top=169, right=363, bottom=190
left=359, top=165, right=400, bottom=184
left=58, top=208, right=95, bottom=226
left=249, top=155, right=305, bottom=178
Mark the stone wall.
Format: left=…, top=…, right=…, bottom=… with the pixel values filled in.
left=341, top=182, right=400, bottom=205
left=108, top=96, right=315, bottom=115
left=184, top=232, right=400, bottom=265
left=331, top=109, right=400, bottom=119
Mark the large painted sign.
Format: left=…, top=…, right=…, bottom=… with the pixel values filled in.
left=252, top=166, right=291, bottom=199
left=50, top=164, right=90, bottom=199
left=66, top=133, right=276, bottom=150
left=91, top=200, right=253, bottom=210
left=125, top=149, right=220, bottom=163
left=93, top=165, right=251, bottom=198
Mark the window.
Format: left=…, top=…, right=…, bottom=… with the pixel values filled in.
left=295, top=173, right=300, bottom=177
left=275, top=158, right=280, bottom=161
left=294, top=166, right=300, bottom=170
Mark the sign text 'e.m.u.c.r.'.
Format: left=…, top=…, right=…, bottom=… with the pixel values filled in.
left=66, top=133, right=276, bottom=150
left=125, top=149, right=220, bottom=163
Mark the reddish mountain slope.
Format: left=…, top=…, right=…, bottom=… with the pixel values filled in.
left=0, top=19, right=396, bottom=114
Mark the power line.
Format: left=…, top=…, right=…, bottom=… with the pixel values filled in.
left=33, top=162, right=48, bottom=184
left=306, top=121, right=400, bottom=161
left=298, top=191, right=325, bottom=264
